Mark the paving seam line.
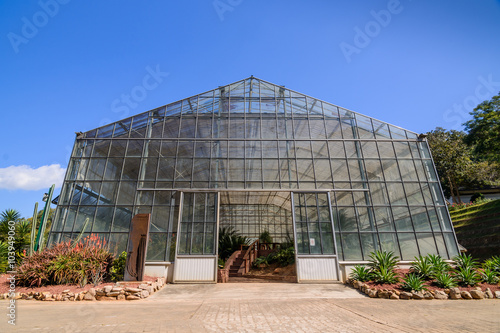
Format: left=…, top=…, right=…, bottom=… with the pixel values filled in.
left=326, top=299, right=413, bottom=333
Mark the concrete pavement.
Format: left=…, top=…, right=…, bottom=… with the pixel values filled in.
left=1, top=283, right=499, bottom=332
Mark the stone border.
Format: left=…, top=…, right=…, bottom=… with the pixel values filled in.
left=0, top=277, right=166, bottom=302
left=347, top=279, right=500, bottom=300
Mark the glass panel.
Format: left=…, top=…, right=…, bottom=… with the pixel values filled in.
left=374, top=207, right=394, bottom=231
left=360, top=233, right=378, bottom=259
left=411, top=207, right=431, bottom=231
left=379, top=233, right=400, bottom=256
left=335, top=208, right=357, bottom=232
left=93, top=206, right=113, bottom=232
left=443, top=233, right=459, bottom=258
left=416, top=233, right=438, bottom=255
left=392, top=206, right=413, bottom=231
left=109, top=233, right=128, bottom=255
left=398, top=233, right=419, bottom=260
left=342, top=234, right=362, bottom=260
left=112, top=206, right=132, bottom=232
left=146, top=233, right=167, bottom=261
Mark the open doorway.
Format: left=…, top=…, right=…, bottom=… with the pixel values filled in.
left=218, top=191, right=297, bottom=283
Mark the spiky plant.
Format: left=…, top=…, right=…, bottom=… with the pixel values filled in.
left=453, top=266, right=480, bottom=287
left=411, top=256, right=435, bottom=280
left=349, top=265, right=372, bottom=282
left=453, top=253, right=478, bottom=270
left=368, top=250, right=399, bottom=272
left=481, top=268, right=499, bottom=284
left=401, top=273, right=427, bottom=292
left=371, top=266, right=399, bottom=284
left=434, top=272, right=456, bottom=289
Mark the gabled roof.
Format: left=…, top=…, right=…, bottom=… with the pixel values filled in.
left=82, top=76, right=417, bottom=140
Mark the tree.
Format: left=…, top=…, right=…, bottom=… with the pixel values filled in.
left=464, top=92, right=500, bottom=163
left=1, top=208, right=21, bottom=223
left=426, top=128, right=476, bottom=203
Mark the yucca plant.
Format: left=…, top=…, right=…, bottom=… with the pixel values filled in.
left=371, top=266, right=399, bottom=284
left=453, top=253, right=478, bottom=270
left=454, top=266, right=480, bottom=287
left=426, top=254, right=451, bottom=275
left=482, top=256, right=500, bottom=274
left=368, top=250, right=399, bottom=272
left=411, top=256, right=435, bottom=280
left=481, top=268, right=499, bottom=284
left=434, top=271, right=456, bottom=288
left=349, top=265, right=372, bottom=282
left=401, top=273, right=427, bottom=292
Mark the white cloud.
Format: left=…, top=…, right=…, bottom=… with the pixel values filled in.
left=0, top=164, right=66, bottom=191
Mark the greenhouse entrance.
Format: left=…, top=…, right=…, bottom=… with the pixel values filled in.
left=172, top=190, right=340, bottom=283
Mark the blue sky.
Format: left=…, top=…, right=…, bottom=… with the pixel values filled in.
left=1, top=0, right=499, bottom=218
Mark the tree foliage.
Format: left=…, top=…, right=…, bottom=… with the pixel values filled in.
left=426, top=128, right=476, bottom=203
left=464, top=91, right=500, bottom=163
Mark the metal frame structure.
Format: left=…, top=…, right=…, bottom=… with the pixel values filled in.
left=48, top=77, right=460, bottom=283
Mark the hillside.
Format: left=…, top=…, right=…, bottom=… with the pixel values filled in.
left=450, top=199, right=500, bottom=261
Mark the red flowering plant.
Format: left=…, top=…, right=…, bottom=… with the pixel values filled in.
left=17, top=234, right=114, bottom=288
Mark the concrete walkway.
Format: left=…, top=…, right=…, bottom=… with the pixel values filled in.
left=1, top=283, right=499, bottom=332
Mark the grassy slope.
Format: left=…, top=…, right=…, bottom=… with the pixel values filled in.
left=450, top=199, right=500, bottom=261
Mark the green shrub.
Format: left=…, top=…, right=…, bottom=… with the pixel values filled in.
left=253, top=256, right=269, bottom=268
left=259, top=230, right=273, bottom=244
left=469, top=192, right=484, bottom=203
left=371, top=266, right=399, bottom=284
left=17, top=234, right=113, bottom=287
left=482, top=256, right=500, bottom=274
left=274, top=247, right=295, bottom=267
left=481, top=268, right=499, bottom=284
left=453, top=266, right=480, bottom=287
left=349, top=265, right=372, bottom=282
left=401, top=273, right=427, bottom=292
left=109, top=251, right=127, bottom=282
left=453, top=253, right=478, bottom=270
left=411, top=256, right=435, bottom=280
left=218, top=227, right=250, bottom=261
left=434, top=272, right=456, bottom=288
left=426, top=254, right=451, bottom=275
left=368, top=250, right=399, bottom=272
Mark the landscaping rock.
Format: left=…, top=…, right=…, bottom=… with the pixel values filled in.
left=389, top=293, right=399, bottom=300
left=84, top=293, right=96, bottom=301
left=96, top=290, right=106, bottom=296
left=461, top=291, right=473, bottom=300
left=434, top=291, right=448, bottom=300
left=495, top=291, right=500, bottom=299
left=484, top=288, right=494, bottom=299
left=469, top=290, right=484, bottom=299
left=138, top=284, right=149, bottom=290
left=62, top=289, right=70, bottom=294
left=353, top=280, right=360, bottom=289
left=88, top=288, right=96, bottom=297
left=423, top=291, right=434, bottom=300
left=103, top=286, right=113, bottom=293
left=146, top=286, right=154, bottom=294
left=117, top=294, right=125, bottom=300
left=126, top=295, right=140, bottom=300
left=96, top=296, right=116, bottom=301
left=367, top=289, right=378, bottom=298
left=140, top=290, right=150, bottom=298
left=112, top=287, right=123, bottom=292
left=412, top=292, right=424, bottom=300
left=125, top=287, right=141, bottom=293
left=449, top=288, right=461, bottom=300
left=106, top=291, right=121, bottom=297
left=399, top=292, right=413, bottom=300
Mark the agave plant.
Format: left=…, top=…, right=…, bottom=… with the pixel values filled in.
left=454, top=266, right=480, bottom=287
left=371, top=266, right=399, bottom=284
left=368, top=250, right=399, bottom=272
left=349, top=265, right=372, bottom=282
left=482, top=256, right=500, bottom=274
left=411, top=256, right=435, bottom=280
left=426, top=254, right=451, bottom=275
left=481, top=268, right=499, bottom=284
left=401, top=273, right=427, bottom=292
left=434, top=271, right=456, bottom=289
left=453, top=253, right=478, bottom=270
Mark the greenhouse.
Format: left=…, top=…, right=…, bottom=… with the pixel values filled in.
left=48, top=76, right=460, bottom=283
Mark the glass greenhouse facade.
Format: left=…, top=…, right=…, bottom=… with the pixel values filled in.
left=48, top=77, right=459, bottom=282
